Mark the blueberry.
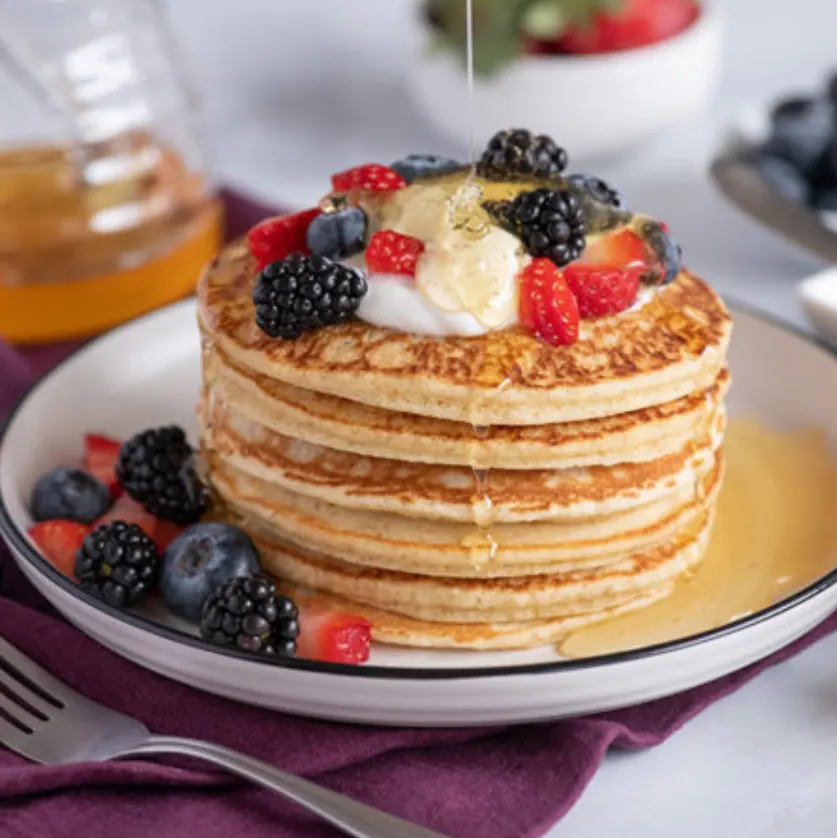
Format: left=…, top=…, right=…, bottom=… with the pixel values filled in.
left=31, top=467, right=111, bottom=524
left=768, top=96, right=834, bottom=173
left=160, top=523, right=260, bottom=622
left=306, top=207, right=367, bottom=261
left=567, top=173, right=628, bottom=210
left=638, top=220, right=682, bottom=286
left=744, top=151, right=811, bottom=204
left=390, top=154, right=462, bottom=183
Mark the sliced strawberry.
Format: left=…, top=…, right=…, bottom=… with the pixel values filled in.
left=565, top=264, right=641, bottom=318
left=297, top=608, right=372, bottom=665
left=519, top=258, right=580, bottom=347
left=84, top=433, right=123, bottom=500
left=96, top=495, right=183, bottom=554
left=28, top=520, right=90, bottom=578
left=578, top=227, right=650, bottom=270
left=365, top=230, right=425, bottom=277
left=331, top=164, right=408, bottom=194
left=247, top=209, right=321, bottom=271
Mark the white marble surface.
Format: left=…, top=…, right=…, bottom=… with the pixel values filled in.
left=164, top=1, right=837, bottom=835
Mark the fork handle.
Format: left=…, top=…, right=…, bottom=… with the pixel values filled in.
left=121, top=736, right=450, bottom=838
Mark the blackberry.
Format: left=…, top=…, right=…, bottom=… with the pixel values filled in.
left=486, top=188, right=586, bottom=267
left=116, top=426, right=208, bottom=525
left=75, top=521, right=159, bottom=608
left=253, top=254, right=368, bottom=340
left=200, top=574, right=299, bottom=658
left=477, top=129, right=568, bottom=181
left=568, top=174, right=628, bottom=210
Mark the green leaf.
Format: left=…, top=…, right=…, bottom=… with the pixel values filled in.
left=521, top=1, right=566, bottom=39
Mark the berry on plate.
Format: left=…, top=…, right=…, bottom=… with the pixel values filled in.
left=27, top=520, right=90, bottom=578
left=200, top=574, right=300, bottom=658
left=75, top=521, right=159, bottom=608
left=253, top=254, right=368, bottom=339
left=487, top=188, right=586, bottom=268
left=391, top=154, right=462, bottom=183
left=96, top=494, right=183, bottom=553
left=116, top=426, right=208, bottom=525
left=365, top=230, right=426, bottom=277
left=477, top=129, right=568, bottom=181
left=306, top=206, right=368, bottom=261
left=247, top=209, right=321, bottom=271
left=518, top=258, right=580, bottom=346
left=83, top=433, right=123, bottom=500
left=555, top=0, right=700, bottom=54
left=160, top=523, right=260, bottom=622
left=331, top=164, right=408, bottom=194
left=296, top=608, right=372, bottom=665
left=564, top=264, right=641, bottom=318
left=31, top=466, right=111, bottom=525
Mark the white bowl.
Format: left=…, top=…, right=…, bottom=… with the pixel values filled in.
left=408, top=5, right=723, bottom=161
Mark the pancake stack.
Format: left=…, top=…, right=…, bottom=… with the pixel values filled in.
left=196, top=239, right=732, bottom=651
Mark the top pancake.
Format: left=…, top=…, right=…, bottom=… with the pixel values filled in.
left=198, top=241, right=732, bottom=426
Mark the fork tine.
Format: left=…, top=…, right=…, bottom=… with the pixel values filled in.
left=0, top=667, right=58, bottom=720
left=0, top=716, right=43, bottom=762
left=0, top=636, right=71, bottom=708
left=0, top=689, right=43, bottom=731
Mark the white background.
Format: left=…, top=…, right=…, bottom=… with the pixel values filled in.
left=164, top=2, right=837, bottom=835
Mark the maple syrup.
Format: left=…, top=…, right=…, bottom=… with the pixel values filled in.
left=560, top=419, right=837, bottom=658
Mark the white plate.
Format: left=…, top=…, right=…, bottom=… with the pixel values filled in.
left=1, top=301, right=837, bottom=727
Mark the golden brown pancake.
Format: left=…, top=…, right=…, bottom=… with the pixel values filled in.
left=198, top=241, right=732, bottom=425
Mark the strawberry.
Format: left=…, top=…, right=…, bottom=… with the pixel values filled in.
left=96, top=495, right=183, bottom=553
left=331, top=164, right=408, bottom=194
left=519, top=258, right=580, bottom=347
left=28, top=520, right=89, bottom=578
left=247, top=209, right=321, bottom=271
left=555, top=0, right=699, bottom=55
left=83, top=433, right=123, bottom=500
left=365, top=230, right=425, bottom=277
left=578, top=227, right=650, bottom=270
left=565, top=264, right=641, bottom=318
left=297, top=608, right=372, bottom=664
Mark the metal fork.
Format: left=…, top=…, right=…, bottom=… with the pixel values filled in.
left=0, top=636, right=449, bottom=838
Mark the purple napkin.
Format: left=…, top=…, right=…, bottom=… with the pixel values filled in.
left=1, top=190, right=836, bottom=838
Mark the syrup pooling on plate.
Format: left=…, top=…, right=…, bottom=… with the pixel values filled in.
left=559, top=419, right=837, bottom=658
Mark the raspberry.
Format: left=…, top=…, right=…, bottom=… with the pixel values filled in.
left=247, top=209, right=321, bottom=270
left=365, top=230, right=425, bottom=277
left=331, top=164, right=408, bottom=194
left=565, top=264, right=642, bottom=318
left=519, top=259, right=579, bottom=347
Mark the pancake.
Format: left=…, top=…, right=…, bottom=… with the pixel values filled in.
left=200, top=396, right=724, bottom=522
left=250, top=511, right=713, bottom=623
left=210, top=450, right=723, bottom=577
left=204, top=343, right=730, bottom=469
left=198, top=241, right=732, bottom=425
left=283, top=585, right=673, bottom=651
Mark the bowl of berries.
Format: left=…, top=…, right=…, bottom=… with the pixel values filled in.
left=410, top=0, right=723, bottom=160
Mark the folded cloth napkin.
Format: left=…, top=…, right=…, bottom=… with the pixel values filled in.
left=1, top=189, right=835, bottom=838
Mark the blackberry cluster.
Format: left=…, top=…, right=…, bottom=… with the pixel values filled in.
left=477, top=129, right=568, bottom=181
left=253, top=254, right=368, bottom=340
left=116, top=426, right=208, bottom=525
left=568, top=174, right=627, bottom=210
left=200, top=574, right=300, bottom=658
left=75, top=521, right=159, bottom=608
left=487, top=189, right=587, bottom=267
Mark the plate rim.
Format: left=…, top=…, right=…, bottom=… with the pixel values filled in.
left=2, top=297, right=836, bottom=681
